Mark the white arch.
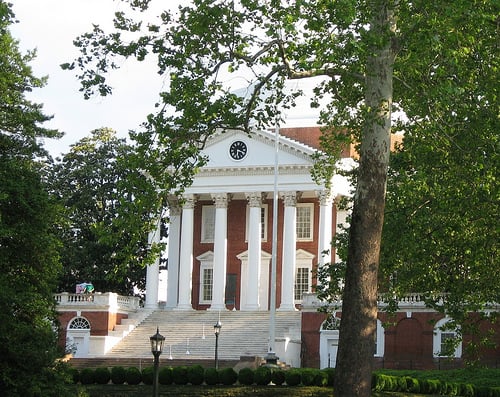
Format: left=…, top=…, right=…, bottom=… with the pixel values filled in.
left=433, top=317, right=462, bottom=358
left=66, top=316, right=91, bottom=358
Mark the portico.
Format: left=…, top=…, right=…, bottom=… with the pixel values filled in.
left=145, top=128, right=353, bottom=311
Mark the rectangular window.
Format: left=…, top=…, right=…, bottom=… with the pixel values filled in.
left=294, top=267, right=310, bottom=301
left=296, top=203, right=314, bottom=241
left=245, top=204, right=268, bottom=242
left=440, top=332, right=456, bottom=356
left=201, top=205, right=215, bottom=242
left=201, top=267, right=213, bottom=303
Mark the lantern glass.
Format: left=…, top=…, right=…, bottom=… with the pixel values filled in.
left=214, top=321, right=222, bottom=336
left=150, top=327, right=165, bottom=354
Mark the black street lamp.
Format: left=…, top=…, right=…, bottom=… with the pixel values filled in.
left=213, top=321, right=222, bottom=369
left=150, top=327, right=165, bottom=397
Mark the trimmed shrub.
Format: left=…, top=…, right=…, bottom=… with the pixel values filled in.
left=219, top=367, right=238, bottom=386
left=405, top=376, right=420, bottom=393
left=141, top=366, right=154, bottom=385
left=372, top=373, right=386, bottom=392
left=285, top=368, right=301, bottom=386
left=110, top=366, right=127, bottom=385
left=459, top=383, right=475, bottom=397
left=79, top=368, right=95, bottom=385
left=188, top=365, right=205, bottom=385
left=204, top=368, right=219, bottom=386
left=172, top=366, right=189, bottom=385
left=94, top=367, right=111, bottom=384
left=238, top=367, right=254, bottom=385
left=322, top=368, right=335, bottom=387
left=126, top=367, right=142, bottom=385
left=314, top=369, right=328, bottom=387
left=158, top=367, right=173, bottom=385
left=254, top=366, right=272, bottom=386
left=68, top=367, right=80, bottom=384
left=397, top=376, right=408, bottom=392
left=300, top=368, right=317, bottom=386
left=271, top=369, right=286, bottom=386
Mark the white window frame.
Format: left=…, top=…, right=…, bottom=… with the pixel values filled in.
left=433, top=317, right=462, bottom=358
left=374, top=319, right=385, bottom=357
left=296, top=203, right=314, bottom=241
left=294, top=249, right=314, bottom=303
left=245, top=204, right=268, bottom=242
left=199, top=262, right=213, bottom=304
left=201, top=205, right=215, bottom=243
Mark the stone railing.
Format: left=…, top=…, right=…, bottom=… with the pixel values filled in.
left=54, top=292, right=141, bottom=313
left=301, top=292, right=445, bottom=312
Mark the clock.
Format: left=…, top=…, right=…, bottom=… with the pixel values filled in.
left=229, top=140, right=248, bottom=161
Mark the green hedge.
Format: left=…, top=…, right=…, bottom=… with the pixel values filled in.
left=71, top=364, right=500, bottom=396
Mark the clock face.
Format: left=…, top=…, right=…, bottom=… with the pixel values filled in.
left=229, top=140, right=248, bottom=160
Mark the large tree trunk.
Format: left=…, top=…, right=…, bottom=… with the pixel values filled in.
left=333, top=1, right=396, bottom=396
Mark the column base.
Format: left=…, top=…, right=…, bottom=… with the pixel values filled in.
left=277, top=304, right=297, bottom=311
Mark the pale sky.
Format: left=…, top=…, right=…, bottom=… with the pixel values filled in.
left=10, top=0, right=175, bottom=157
left=10, top=0, right=325, bottom=157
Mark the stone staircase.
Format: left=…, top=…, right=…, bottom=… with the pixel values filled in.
left=106, top=310, right=301, bottom=362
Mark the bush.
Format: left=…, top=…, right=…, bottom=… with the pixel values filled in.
left=254, top=366, right=272, bottom=386
left=459, top=383, right=475, bottom=397
left=219, top=367, right=238, bottom=385
left=79, top=368, right=95, bottom=385
left=68, top=367, right=80, bottom=384
left=204, top=368, right=219, bottom=386
left=238, top=367, right=254, bottom=385
left=126, top=367, right=142, bottom=385
left=322, top=368, right=335, bottom=387
left=94, top=367, right=110, bottom=385
left=300, top=368, right=317, bottom=386
left=158, top=367, right=173, bottom=385
left=285, top=369, right=301, bottom=386
left=314, top=369, right=328, bottom=387
left=372, top=373, right=386, bottom=392
left=141, top=366, right=154, bottom=385
left=110, top=366, right=127, bottom=385
left=172, top=366, right=189, bottom=385
left=271, top=369, right=285, bottom=386
left=188, top=365, right=205, bottom=385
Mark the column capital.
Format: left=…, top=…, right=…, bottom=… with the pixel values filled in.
left=280, top=191, right=302, bottom=207
left=245, top=192, right=264, bottom=207
left=316, top=189, right=334, bottom=205
left=181, top=194, right=198, bottom=209
left=211, top=192, right=232, bottom=208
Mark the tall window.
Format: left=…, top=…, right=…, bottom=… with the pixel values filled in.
left=200, top=266, right=213, bottom=303
left=294, top=267, right=310, bottom=300
left=433, top=317, right=462, bottom=358
left=201, top=205, right=215, bottom=242
left=296, top=203, right=314, bottom=241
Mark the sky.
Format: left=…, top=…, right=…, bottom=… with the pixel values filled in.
left=10, top=0, right=175, bottom=157
left=10, top=0, right=325, bottom=158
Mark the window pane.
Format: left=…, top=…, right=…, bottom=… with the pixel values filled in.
left=202, top=268, right=213, bottom=301
left=202, top=206, right=215, bottom=242
left=294, top=267, right=309, bottom=300
left=296, top=205, right=312, bottom=240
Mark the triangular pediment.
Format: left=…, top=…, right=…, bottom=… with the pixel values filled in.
left=202, top=129, right=317, bottom=169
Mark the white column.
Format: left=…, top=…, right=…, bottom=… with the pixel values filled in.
left=176, top=194, right=197, bottom=310
left=279, top=191, right=300, bottom=311
left=317, top=189, right=333, bottom=268
left=334, top=197, right=350, bottom=265
left=165, top=203, right=181, bottom=309
left=209, top=193, right=230, bottom=311
left=243, top=192, right=263, bottom=311
left=145, top=219, right=161, bottom=308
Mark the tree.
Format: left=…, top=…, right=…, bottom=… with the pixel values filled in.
left=0, top=2, right=71, bottom=395
left=63, top=0, right=497, bottom=395
left=49, top=128, right=148, bottom=295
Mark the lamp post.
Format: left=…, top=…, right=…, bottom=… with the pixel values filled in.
left=150, top=327, right=165, bottom=397
left=213, top=321, right=222, bottom=369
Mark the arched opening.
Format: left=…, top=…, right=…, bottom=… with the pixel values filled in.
left=66, top=316, right=91, bottom=358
